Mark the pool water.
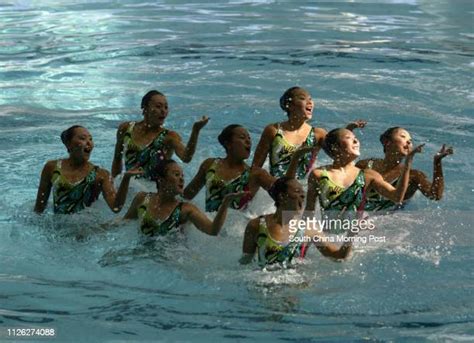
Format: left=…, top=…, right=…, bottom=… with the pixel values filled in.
left=1, top=0, right=473, bottom=341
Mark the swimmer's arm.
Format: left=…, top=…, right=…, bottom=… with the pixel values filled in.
left=123, top=192, right=146, bottom=220
left=286, top=145, right=318, bottom=179
left=250, top=166, right=276, bottom=193
left=170, top=116, right=209, bottom=163
left=111, top=122, right=129, bottom=178
left=100, top=168, right=144, bottom=213
left=184, top=192, right=244, bottom=236
left=34, top=160, right=55, bottom=214
left=314, top=127, right=327, bottom=148
left=311, top=232, right=354, bottom=260
left=305, top=171, right=321, bottom=212
left=252, top=124, right=276, bottom=168
left=368, top=144, right=423, bottom=203
left=239, top=219, right=259, bottom=264
left=183, top=158, right=214, bottom=200
left=346, top=120, right=367, bottom=131
left=415, top=145, right=453, bottom=200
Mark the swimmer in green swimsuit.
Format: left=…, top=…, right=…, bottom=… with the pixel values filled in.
left=35, top=126, right=141, bottom=214
left=111, top=90, right=209, bottom=180
left=306, top=128, right=424, bottom=232
left=240, top=177, right=358, bottom=267
left=124, top=159, right=244, bottom=236
left=252, top=87, right=326, bottom=180
left=252, top=86, right=367, bottom=179
left=184, top=125, right=275, bottom=212
left=356, top=127, right=453, bottom=212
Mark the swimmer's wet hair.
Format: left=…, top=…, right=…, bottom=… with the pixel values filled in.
left=218, top=124, right=243, bottom=151
left=268, top=177, right=292, bottom=208
left=322, top=128, right=345, bottom=159
left=279, top=86, right=302, bottom=113
left=141, top=90, right=165, bottom=109
left=150, top=159, right=178, bottom=183
left=60, top=125, right=85, bottom=147
left=380, top=127, right=402, bottom=153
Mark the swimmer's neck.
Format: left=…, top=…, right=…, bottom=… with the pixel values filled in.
left=273, top=210, right=283, bottom=225
left=140, top=120, right=163, bottom=131
left=223, top=155, right=246, bottom=168
left=331, top=158, right=356, bottom=170
left=382, top=153, right=404, bottom=170
left=156, top=190, right=177, bottom=203
left=283, top=116, right=308, bottom=131
left=66, top=156, right=89, bottom=168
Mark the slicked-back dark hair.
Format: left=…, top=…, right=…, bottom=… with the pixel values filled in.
left=60, top=125, right=85, bottom=150
left=380, top=127, right=402, bottom=153
left=268, top=177, right=292, bottom=207
left=322, top=128, right=345, bottom=159
left=279, top=86, right=303, bottom=113
left=141, top=90, right=165, bottom=109
left=218, top=124, right=243, bottom=152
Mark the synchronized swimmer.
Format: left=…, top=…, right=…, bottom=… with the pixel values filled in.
left=34, top=87, right=454, bottom=269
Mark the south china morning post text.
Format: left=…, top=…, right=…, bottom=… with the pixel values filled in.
left=284, top=212, right=386, bottom=245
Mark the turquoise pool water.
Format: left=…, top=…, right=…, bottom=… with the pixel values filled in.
left=1, top=0, right=473, bottom=341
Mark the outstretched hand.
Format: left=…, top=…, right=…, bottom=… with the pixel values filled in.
left=435, top=144, right=454, bottom=161
left=346, top=119, right=367, bottom=131
left=193, top=116, right=210, bottom=131
left=407, top=143, right=425, bottom=159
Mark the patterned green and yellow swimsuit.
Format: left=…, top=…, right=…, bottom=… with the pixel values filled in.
left=318, top=169, right=366, bottom=232
left=270, top=124, right=317, bottom=179
left=205, top=159, right=252, bottom=212
left=138, top=194, right=182, bottom=236
left=51, top=160, right=100, bottom=214
left=123, top=122, right=169, bottom=180
left=256, top=216, right=305, bottom=268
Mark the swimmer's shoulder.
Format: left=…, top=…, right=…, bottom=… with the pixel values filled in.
left=313, top=127, right=327, bottom=143
left=116, top=121, right=133, bottom=138
left=42, top=159, right=58, bottom=175
left=261, top=123, right=279, bottom=137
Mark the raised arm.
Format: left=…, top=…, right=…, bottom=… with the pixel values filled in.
left=346, top=120, right=367, bottom=131
left=170, top=116, right=209, bottom=163
left=413, top=144, right=453, bottom=200
left=111, top=122, right=130, bottom=178
left=239, top=218, right=259, bottom=264
left=184, top=192, right=245, bottom=236
left=100, top=167, right=143, bottom=213
left=368, top=144, right=424, bottom=203
left=249, top=166, right=276, bottom=193
left=183, top=158, right=214, bottom=200
left=34, top=160, right=55, bottom=213
left=251, top=124, right=276, bottom=168
left=305, top=171, right=321, bottom=212
left=286, top=146, right=316, bottom=179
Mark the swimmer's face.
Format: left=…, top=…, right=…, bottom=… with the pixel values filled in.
left=334, top=129, right=360, bottom=159
left=387, top=128, right=413, bottom=156
left=280, top=179, right=305, bottom=213
left=227, top=127, right=251, bottom=160
left=68, top=127, right=94, bottom=160
left=143, top=94, right=168, bottom=127
left=287, top=89, right=314, bottom=120
left=161, top=163, right=184, bottom=195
